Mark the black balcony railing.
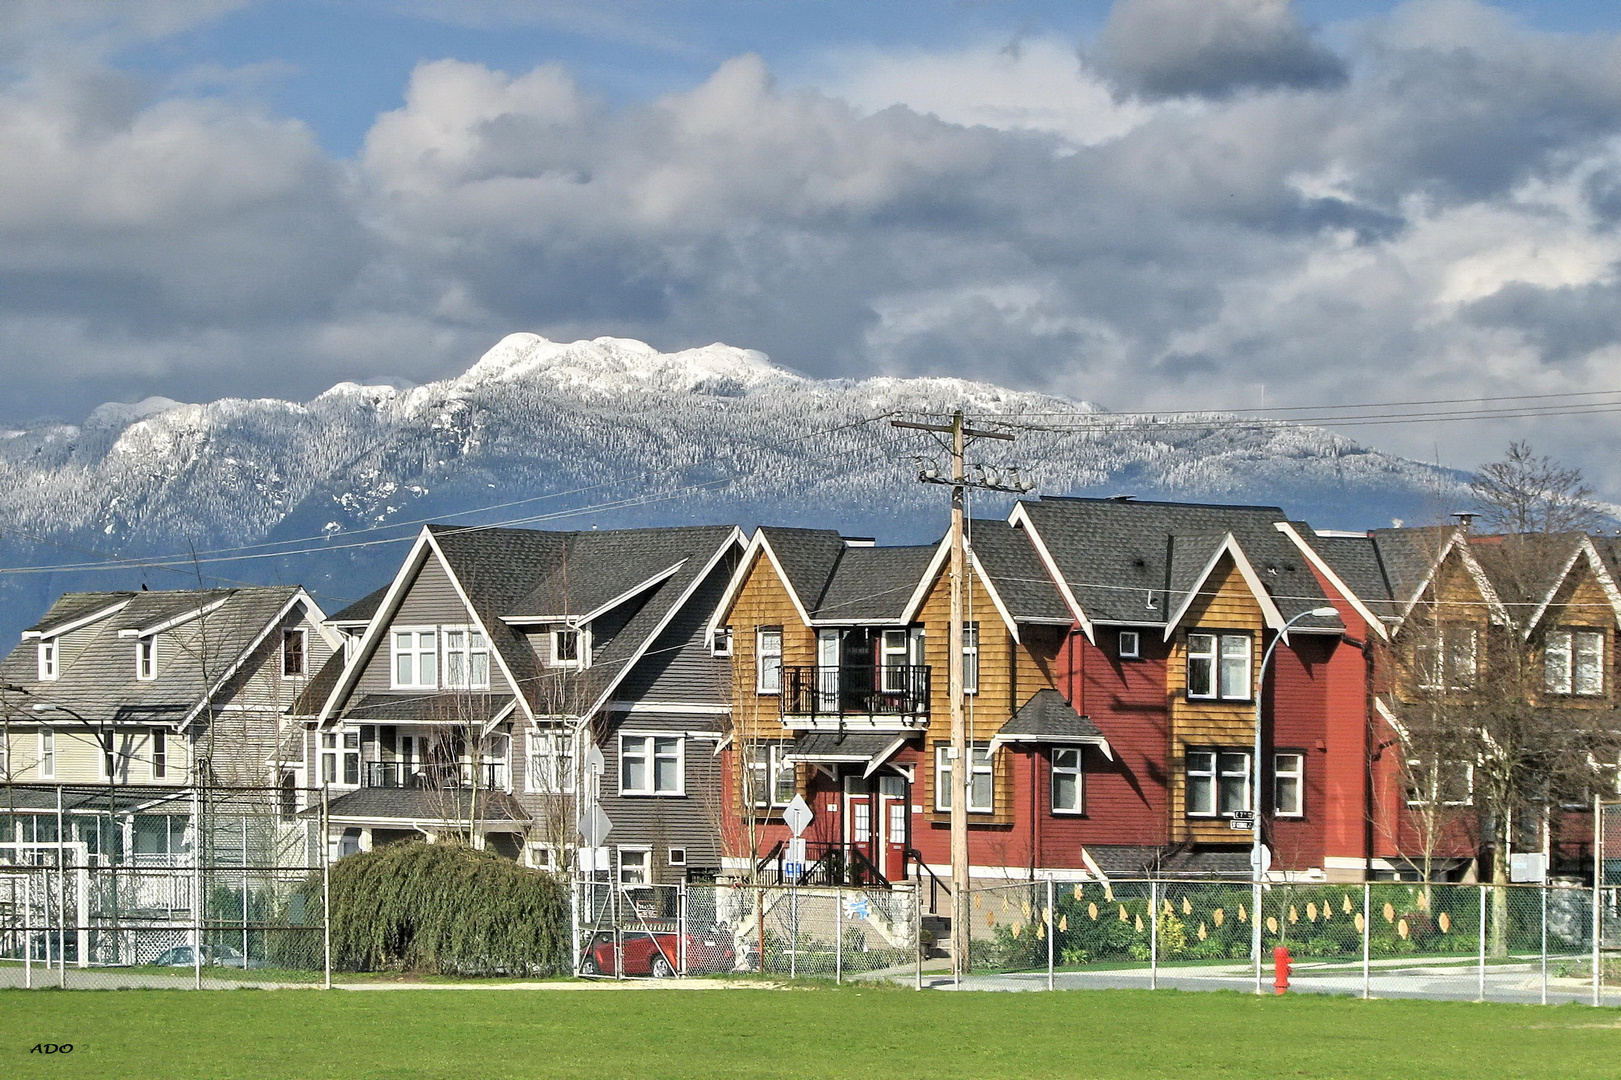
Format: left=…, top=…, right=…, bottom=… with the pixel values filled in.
left=780, top=664, right=930, bottom=720
left=363, top=761, right=507, bottom=790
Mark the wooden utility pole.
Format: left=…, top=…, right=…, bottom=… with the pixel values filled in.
left=893, top=408, right=1021, bottom=981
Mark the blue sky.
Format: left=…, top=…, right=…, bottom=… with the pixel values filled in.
left=7, top=0, right=1621, bottom=489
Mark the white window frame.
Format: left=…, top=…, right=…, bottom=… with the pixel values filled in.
left=39, top=728, right=55, bottom=780
left=619, top=734, right=684, bottom=796
left=963, top=622, right=980, bottom=696
left=98, top=729, right=117, bottom=782
left=529, top=844, right=558, bottom=873
left=710, top=627, right=733, bottom=657
left=320, top=732, right=337, bottom=786
left=1051, top=746, right=1084, bottom=815
left=1574, top=630, right=1605, bottom=696
left=1186, top=749, right=1252, bottom=817
left=136, top=635, right=157, bottom=682
left=150, top=728, right=168, bottom=781
left=668, top=847, right=687, bottom=868
left=281, top=628, right=307, bottom=678
left=443, top=626, right=491, bottom=690
left=1118, top=630, right=1140, bottom=660
left=1548, top=629, right=1605, bottom=697
left=880, top=628, right=911, bottom=692
left=934, top=744, right=993, bottom=814
left=618, top=847, right=652, bottom=886
left=1186, top=632, right=1251, bottom=701
left=37, top=638, right=58, bottom=681
left=527, top=729, right=575, bottom=794
left=341, top=730, right=361, bottom=787
left=1417, top=626, right=1478, bottom=692
left=756, top=627, right=783, bottom=694
left=550, top=626, right=588, bottom=669
left=1405, top=758, right=1475, bottom=807
left=748, top=744, right=794, bottom=809
left=391, top=627, right=438, bottom=689
left=1273, top=751, right=1304, bottom=818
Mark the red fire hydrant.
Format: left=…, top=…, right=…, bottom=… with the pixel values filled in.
left=1273, top=946, right=1292, bottom=995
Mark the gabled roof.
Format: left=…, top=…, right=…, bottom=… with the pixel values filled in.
left=992, top=689, right=1113, bottom=757
left=713, top=527, right=937, bottom=628
left=320, top=523, right=743, bottom=724
left=23, top=593, right=134, bottom=638
left=1469, top=533, right=1621, bottom=635
left=1011, top=497, right=1342, bottom=639
left=1, top=586, right=326, bottom=726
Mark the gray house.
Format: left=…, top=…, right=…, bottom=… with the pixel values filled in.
left=296, top=522, right=743, bottom=884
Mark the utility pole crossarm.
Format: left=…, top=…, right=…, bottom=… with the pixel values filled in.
left=891, top=419, right=1016, bottom=442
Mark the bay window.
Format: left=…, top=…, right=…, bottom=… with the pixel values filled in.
left=1186, top=632, right=1252, bottom=700
left=1187, top=749, right=1250, bottom=817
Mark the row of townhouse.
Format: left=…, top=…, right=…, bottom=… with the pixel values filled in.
left=4, top=496, right=1618, bottom=893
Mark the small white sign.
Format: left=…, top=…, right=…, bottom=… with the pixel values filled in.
left=1248, top=845, right=1272, bottom=873
left=785, top=837, right=807, bottom=864
left=783, top=795, right=814, bottom=837
left=1510, top=852, right=1548, bottom=883
left=1229, top=819, right=1254, bottom=831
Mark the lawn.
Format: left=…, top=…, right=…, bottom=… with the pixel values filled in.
left=3, top=985, right=1618, bottom=1079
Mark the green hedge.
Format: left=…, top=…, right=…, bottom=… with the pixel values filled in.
left=311, top=842, right=569, bottom=976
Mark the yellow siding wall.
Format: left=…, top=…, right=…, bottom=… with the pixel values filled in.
left=2, top=726, right=190, bottom=784
left=1535, top=560, right=1617, bottom=708
left=1169, top=554, right=1265, bottom=845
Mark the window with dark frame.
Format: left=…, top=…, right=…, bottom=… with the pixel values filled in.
left=1051, top=746, right=1084, bottom=814
left=281, top=628, right=306, bottom=677
left=552, top=627, right=581, bottom=666
left=1273, top=751, right=1303, bottom=817
left=150, top=728, right=167, bottom=780
left=136, top=635, right=157, bottom=681
left=1118, top=630, right=1140, bottom=660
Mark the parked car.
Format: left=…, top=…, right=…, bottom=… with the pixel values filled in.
left=150, top=944, right=263, bottom=969
left=579, top=930, right=734, bottom=977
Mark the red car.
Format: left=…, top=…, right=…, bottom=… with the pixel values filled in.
left=579, top=930, right=734, bottom=977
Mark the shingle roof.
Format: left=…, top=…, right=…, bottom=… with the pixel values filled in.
left=1467, top=533, right=1587, bottom=620
left=968, top=521, right=1072, bottom=623
left=329, top=586, right=389, bottom=624
left=0, top=586, right=303, bottom=724
left=24, top=592, right=135, bottom=636
left=756, top=527, right=847, bottom=614
left=783, top=731, right=913, bottom=766
left=1016, top=498, right=1341, bottom=631
left=288, top=652, right=345, bottom=718
left=323, top=787, right=530, bottom=823
left=996, top=689, right=1107, bottom=743
left=341, top=692, right=514, bottom=724
left=813, top=546, right=936, bottom=621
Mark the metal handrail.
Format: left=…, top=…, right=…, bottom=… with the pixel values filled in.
left=779, top=664, right=931, bottom=719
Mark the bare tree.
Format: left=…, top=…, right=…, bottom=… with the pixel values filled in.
left=1471, top=441, right=1605, bottom=534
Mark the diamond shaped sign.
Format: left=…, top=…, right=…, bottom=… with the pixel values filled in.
left=578, top=804, right=612, bottom=847
left=782, top=795, right=813, bottom=837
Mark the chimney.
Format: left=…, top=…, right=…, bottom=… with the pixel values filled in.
left=1451, top=512, right=1477, bottom=532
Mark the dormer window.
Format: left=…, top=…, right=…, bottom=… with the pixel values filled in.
left=710, top=627, right=734, bottom=657
left=136, top=636, right=157, bottom=681
left=37, top=639, right=58, bottom=681
left=281, top=629, right=307, bottom=677
left=552, top=627, right=584, bottom=668
left=1118, top=630, right=1141, bottom=660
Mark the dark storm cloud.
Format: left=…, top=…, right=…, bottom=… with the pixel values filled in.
left=1093, top=0, right=1347, bottom=102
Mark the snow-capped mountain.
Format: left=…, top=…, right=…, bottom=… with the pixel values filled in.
left=0, top=333, right=1466, bottom=636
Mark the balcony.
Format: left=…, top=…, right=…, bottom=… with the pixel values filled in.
left=780, top=665, right=930, bottom=723
left=363, top=761, right=508, bottom=791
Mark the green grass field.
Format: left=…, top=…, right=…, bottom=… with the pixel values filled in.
left=2, top=986, right=1617, bottom=1079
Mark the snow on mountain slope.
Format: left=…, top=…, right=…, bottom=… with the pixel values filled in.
left=0, top=333, right=1467, bottom=637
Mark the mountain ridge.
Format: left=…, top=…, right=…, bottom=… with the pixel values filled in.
left=0, top=333, right=1466, bottom=640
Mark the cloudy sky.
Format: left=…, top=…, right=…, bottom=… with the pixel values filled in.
left=6, top=0, right=1621, bottom=490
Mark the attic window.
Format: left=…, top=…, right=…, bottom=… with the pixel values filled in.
left=37, top=639, right=58, bottom=681
left=710, top=627, right=734, bottom=657
left=552, top=627, right=583, bottom=668
left=1118, top=630, right=1140, bottom=660
left=281, top=629, right=307, bottom=677
left=136, top=636, right=157, bottom=681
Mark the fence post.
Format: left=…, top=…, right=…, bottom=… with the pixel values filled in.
left=613, top=882, right=624, bottom=982
left=789, top=883, right=797, bottom=980
left=914, top=883, right=923, bottom=992
left=835, top=884, right=842, bottom=986
left=1361, top=881, right=1370, bottom=1000
left=23, top=872, right=31, bottom=990
left=1252, top=879, right=1263, bottom=996
left=320, top=786, right=331, bottom=990
left=679, top=881, right=688, bottom=977
left=1046, top=877, right=1055, bottom=992
left=56, top=785, right=65, bottom=988
left=1540, top=884, right=1548, bottom=1007
left=1477, top=884, right=1486, bottom=1003
left=1595, top=798, right=1604, bottom=1007
left=1149, top=880, right=1158, bottom=992
left=193, top=787, right=203, bottom=990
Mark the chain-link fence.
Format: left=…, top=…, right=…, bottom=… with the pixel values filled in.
left=0, top=785, right=328, bottom=989
left=572, top=881, right=919, bottom=982
left=947, top=876, right=1616, bottom=1005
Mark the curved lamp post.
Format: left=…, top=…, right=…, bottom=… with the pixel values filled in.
left=1252, top=606, right=1339, bottom=995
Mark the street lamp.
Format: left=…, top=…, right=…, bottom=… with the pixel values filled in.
left=1251, top=605, right=1339, bottom=995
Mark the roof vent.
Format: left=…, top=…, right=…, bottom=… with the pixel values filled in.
left=1108, top=494, right=1136, bottom=502
left=1132, top=557, right=1146, bottom=569
left=1451, top=512, right=1477, bottom=531
left=842, top=537, right=876, bottom=548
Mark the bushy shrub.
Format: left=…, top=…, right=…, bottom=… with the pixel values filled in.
left=308, top=842, right=569, bottom=976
